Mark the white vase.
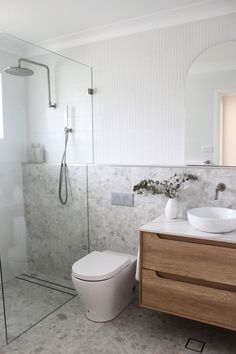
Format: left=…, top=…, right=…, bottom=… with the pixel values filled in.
left=165, top=198, right=178, bottom=219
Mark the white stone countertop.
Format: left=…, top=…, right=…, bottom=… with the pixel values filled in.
left=139, top=215, right=236, bottom=244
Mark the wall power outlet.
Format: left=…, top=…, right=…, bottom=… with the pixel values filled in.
left=111, top=192, right=134, bottom=207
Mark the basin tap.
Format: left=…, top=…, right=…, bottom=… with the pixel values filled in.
left=215, top=183, right=226, bottom=200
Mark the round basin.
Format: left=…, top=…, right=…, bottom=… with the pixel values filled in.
left=187, top=207, right=236, bottom=233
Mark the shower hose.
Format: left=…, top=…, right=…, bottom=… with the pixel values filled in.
left=59, top=128, right=72, bottom=205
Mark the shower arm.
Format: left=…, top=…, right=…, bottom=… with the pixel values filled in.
left=18, top=58, right=56, bottom=109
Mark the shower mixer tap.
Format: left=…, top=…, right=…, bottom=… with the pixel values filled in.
left=64, top=127, right=72, bottom=133
left=64, top=105, right=73, bottom=133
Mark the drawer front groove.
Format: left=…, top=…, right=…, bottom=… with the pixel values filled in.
left=154, top=270, right=236, bottom=292
left=141, top=269, right=236, bottom=330
left=142, top=232, right=236, bottom=287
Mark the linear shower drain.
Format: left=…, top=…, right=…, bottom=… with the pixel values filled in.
left=185, top=338, right=205, bottom=352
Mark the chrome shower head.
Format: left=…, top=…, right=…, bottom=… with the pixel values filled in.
left=4, top=66, right=34, bottom=76
left=4, top=58, right=56, bottom=108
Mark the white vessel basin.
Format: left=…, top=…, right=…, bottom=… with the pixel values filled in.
left=187, top=207, right=236, bottom=233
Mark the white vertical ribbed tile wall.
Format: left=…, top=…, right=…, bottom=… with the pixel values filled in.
left=63, top=13, right=236, bottom=165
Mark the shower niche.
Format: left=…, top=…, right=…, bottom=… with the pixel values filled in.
left=0, top=33, right=92, bottom=346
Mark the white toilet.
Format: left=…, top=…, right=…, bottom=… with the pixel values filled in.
left=72, top=250, right=137, bottom=322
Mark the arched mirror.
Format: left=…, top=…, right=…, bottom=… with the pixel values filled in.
left=185, top=41, right=236, bottom=167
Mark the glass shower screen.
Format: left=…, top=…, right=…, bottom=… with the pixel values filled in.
left=0, top=32, right=92, bottom=346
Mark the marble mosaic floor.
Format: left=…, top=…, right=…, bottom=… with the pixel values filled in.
left=0, top=276, right=75, bottom=347
left=1, top=296, right=236, bottom=354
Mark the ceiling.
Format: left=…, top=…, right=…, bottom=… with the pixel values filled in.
left=0, top=0, right=235, bottom=50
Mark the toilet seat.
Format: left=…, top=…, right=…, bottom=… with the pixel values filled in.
left=72, top=251, right=130, bottom=281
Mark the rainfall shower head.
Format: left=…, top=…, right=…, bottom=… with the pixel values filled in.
left=4, top=66, right=34, bottom=76
left=4, top=58, right=56, bottom=109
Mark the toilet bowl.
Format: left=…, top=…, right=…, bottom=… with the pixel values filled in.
left=72, top=250, right=137, bottom=322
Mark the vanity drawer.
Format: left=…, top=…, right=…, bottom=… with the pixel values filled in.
left=142, top=232, right=236, bottom=287
left=141, top=269, right=236, bottom=330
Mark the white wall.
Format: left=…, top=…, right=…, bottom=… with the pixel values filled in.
left=61, top=12, right=236, bottom=165
left=26, top=54, right=93, bottom=163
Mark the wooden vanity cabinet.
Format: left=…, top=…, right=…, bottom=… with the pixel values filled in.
left=139, top=231, right=236, bottom=331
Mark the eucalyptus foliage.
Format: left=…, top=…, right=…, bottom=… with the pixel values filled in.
left=133, top=173, right=198, bottom=199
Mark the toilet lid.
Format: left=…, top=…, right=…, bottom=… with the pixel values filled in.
left=72, top=251, right=130, bottom=281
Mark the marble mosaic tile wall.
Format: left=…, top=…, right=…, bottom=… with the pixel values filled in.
left=22, top=163, right=236, bottom=279
left=22, top=163, right=88, bottom=281
left=87, top=165, right=236, bottom=254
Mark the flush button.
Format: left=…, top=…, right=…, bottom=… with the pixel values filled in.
left=111, top=192, right=134, bottom=207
